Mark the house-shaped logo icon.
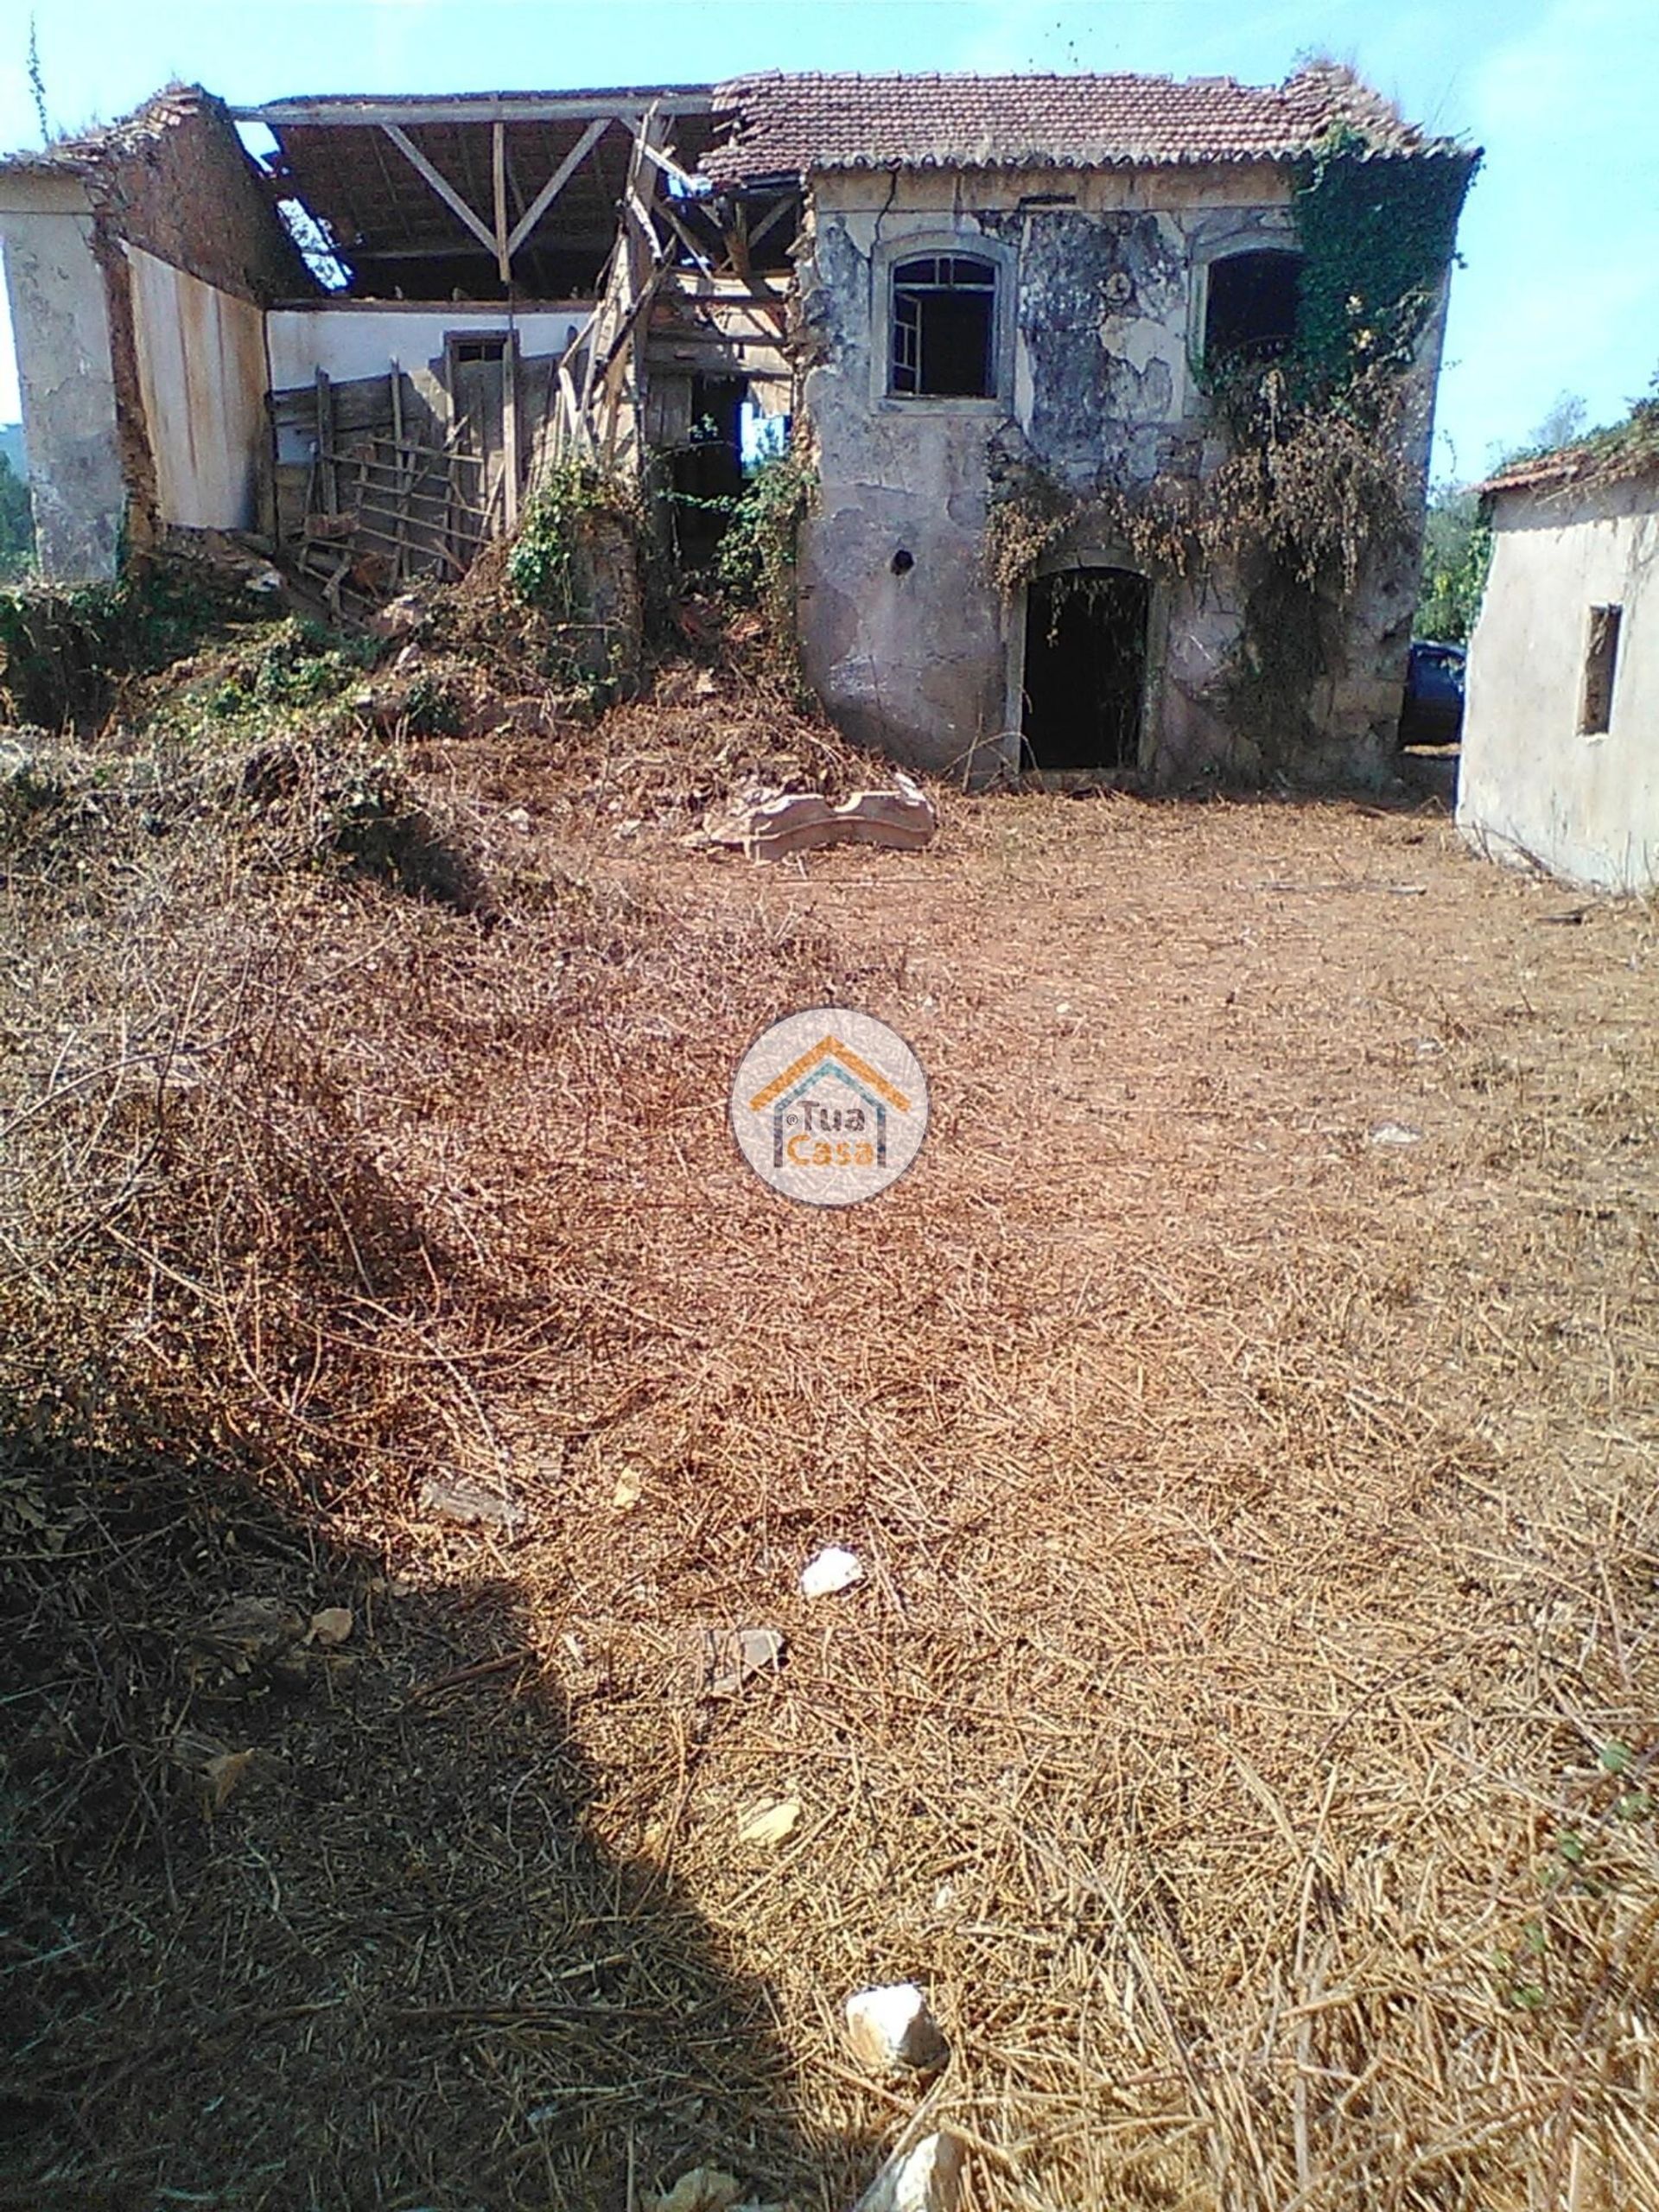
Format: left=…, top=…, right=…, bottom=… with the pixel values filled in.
left=747, top=1034, right=913, bottom=1169
left=730, top=1010, right=928, bottom=1205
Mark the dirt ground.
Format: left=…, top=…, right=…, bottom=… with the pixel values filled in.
left=5, top=768, right=1657, bottom=2212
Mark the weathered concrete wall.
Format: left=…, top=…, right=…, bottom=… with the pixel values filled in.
left=127, top=246, right=266, bottom=531
left=0, top=92, right=315, bottom=574
left=794, top=163, right=1438, bottom=785
left=0, top=186, right=124, bottom=580
left=1458, top=477, right=1659, bottom=893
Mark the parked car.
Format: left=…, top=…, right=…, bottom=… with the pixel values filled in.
left=1400, top=639, right=1466, bottom=746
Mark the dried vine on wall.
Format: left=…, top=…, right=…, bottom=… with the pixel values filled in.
left=984, top=121, right=1480, bottom=766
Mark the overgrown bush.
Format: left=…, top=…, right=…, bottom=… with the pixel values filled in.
left=711, top=448, right=815, bottom=679
left=507, top=459, right=643, bottom=698
left=0, top=560, right=257, bottom=728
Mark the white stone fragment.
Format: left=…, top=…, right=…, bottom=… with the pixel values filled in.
left=844, top=1982, right=948, bottom=2075
left=1369, top=1122, right=1424, bottom=1147
left=800, top=1545, right=864, bottom=1599
left=854, top=2132, right=964, bottom=2212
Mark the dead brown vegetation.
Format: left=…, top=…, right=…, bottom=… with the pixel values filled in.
left=3, top=662, right=1657, bottom=2211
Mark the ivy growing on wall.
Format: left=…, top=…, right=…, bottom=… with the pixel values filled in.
left=1288, top=132, right=1477, bottom=400
left=984, top=122, right=1481, bottom=773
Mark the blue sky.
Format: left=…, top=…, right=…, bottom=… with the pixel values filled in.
left=1, top=0, right=1655, bottom=484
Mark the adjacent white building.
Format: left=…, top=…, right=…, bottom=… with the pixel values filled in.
left=1459, top=436, right=1659, bottom=894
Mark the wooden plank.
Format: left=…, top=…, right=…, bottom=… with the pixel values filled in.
left=236, top=92, right=714, bottom=127
left=502, top=331, right=520, bottom=532
left=657, top=199, right=716, bottom=281
left=315, top=371, right=337, bottom=515
left=491, top=122, right=511, bottom=285
left=635, top=139, right=705, bottom=198
left=506, top=116, right=608, bottom=257
left=381, top=123, right=499, bottom=257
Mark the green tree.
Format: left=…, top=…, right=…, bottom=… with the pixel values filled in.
left=1414, top=392, right=1592, bottom=643
left=1416, top=480, right=1490, bottom=643
left=0, top=454, right=35, bottom=582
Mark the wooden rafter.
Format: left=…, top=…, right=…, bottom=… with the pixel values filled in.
left=380, top=123, right=498, bottom=257
left=506, top=116, right=608, bottom=257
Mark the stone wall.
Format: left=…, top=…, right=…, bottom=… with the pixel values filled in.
left=792, top=163, right=1443, bottom=786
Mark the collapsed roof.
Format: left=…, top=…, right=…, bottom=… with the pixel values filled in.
left=3, top=65, right=1475, bottom=305
left=235, top=86, right=721, bottom=298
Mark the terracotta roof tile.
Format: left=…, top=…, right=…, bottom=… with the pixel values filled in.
left=705, top=63, right=1466, bottom=185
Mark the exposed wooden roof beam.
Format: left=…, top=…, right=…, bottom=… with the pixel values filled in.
left=234, top=91, right=713, bottom=128
left=380, top=123, right=498, bottom=257
left=636, top=138, right=707, bottom=198
left=506, top=116, right=608, bottom=256
left=491, top=122, right=510, bottom=282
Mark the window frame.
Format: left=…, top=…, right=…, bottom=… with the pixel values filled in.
left=1185, top=219, right=1302, bottom=414
left=871, top=232, right=1015, bottom=415
left=887, top=251, right=1000, bottom=399
left=1579, top=602, right=1624, bottom=737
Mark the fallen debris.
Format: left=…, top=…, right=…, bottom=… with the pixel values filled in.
left=416, top=1471, right=529, bottom=1533
left=854, top=2133, right=964, bottom=2212
left=705, top=1625, right=786, bottom=1699
left=800, top=1545, right=865, bottom=1599
left=705, top=776, right=938, bottom=862
left=1369, top=1122, right=1424, bottom=1147
left=736, top=1796, right=801, bottom=1847
left=186, top=1596, right=310, bottom=1698
left=844, top=1983, right=949, bottom=2076
left=648, top=2167, right=742, bottom=2212
left=645, top=2170, right=791, bottom=2212
left=308, top=1606, right=353, bottom=1648
left=611, top=1465, right=645, bottom=1511
left=169, top=1732, right=261, bottom=1818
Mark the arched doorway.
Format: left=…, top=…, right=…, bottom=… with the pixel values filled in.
left=1020, top=565, right=1150, bottom=772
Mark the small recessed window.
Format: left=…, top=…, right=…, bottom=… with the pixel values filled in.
left=453, top=335, right=507, bottom=365
left=1204, top=250, right=1301, bottom=367
left=891, top=254, right=997, bottom=398
left=1580, top=603, right=1623, bottom=734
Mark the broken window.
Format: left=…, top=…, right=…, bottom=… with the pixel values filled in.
left=1204, top=250, right=1301, bottom=366
left=1580, top=604, right=1623, bottom=734
left=891, top=254, right=997, bottom=398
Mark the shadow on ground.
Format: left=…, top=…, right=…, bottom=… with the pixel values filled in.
left=0, top=1433, right=866, bottom=2211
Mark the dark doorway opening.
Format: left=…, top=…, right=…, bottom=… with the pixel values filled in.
left=671, top=374, right=747, bottom=560
left=1021, top=567, right=1150, bottom=772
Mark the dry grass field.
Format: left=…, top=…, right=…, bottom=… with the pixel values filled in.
left=3, top=662, right=1657, bottom=2211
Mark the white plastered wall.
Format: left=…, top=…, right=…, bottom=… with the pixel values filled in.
left=127, top=245, right=266, bottom=530
left=265, top=305, right=588, bottom=392
left=1458, top=475, right=1659, bottom=893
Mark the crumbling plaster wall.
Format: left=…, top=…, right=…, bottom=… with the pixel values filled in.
left=1458, top=479, right=1659, bottom=893
left=794, top=164, right=1437, bottom=785
left=0, top=93, right=315, bottom=577
left=85, top=94, right=314, bottom=551
left=0, top=182, right=125, bottom=580
left=127, top=246, right=267, bottom=531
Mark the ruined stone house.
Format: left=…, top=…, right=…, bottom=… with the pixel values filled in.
left=0, top=67, right=1473, bottom=785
